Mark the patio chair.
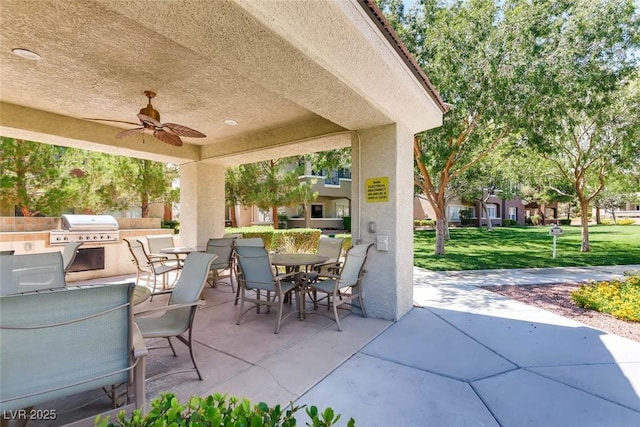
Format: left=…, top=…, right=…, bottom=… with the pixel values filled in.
left=235, top=245, right=299, bottom=334
left=234, top=237, right=265, bottom=247
left=0, top=252, right=66, bottom=296
left=123, top=238, right=180, bottom=295
left=0, top=283, right=147, bottom=423
left=62, top=241, right=83, bottom=273
left=232, top=237, right=267, bottom=305
left=308, top=237, right=344, bottom=308
left=223, top=233, right=243, bottom=239
left=134, top=251, right=216, bottom=381
left=146, top=234, right=178, bottom=262
left=301, top=243, right=373, bottom=331
left=205, top=238, right=236, bottom=291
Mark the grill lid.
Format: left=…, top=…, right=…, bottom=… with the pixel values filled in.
left=61, top=214, right=119, bottom=231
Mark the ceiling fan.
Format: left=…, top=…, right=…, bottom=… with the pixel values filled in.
left=85, top=91, right=206, bottom=146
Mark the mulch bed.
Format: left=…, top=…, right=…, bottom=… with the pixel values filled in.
left=482, top=283, right=640, bottom=343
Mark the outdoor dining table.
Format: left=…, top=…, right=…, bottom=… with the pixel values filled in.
left=159, top=246, right=204, bottom=256
left=159, top=246, right=204, bottom=269
left=269, top=253, right=329, bottom=273
left=269, top=253, right=329, bottom=319
left=132, top=285, right=151, bottom=305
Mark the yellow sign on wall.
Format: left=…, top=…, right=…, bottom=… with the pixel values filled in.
left=365, top=177, right=389, bottom=203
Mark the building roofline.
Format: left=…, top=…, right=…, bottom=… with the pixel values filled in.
left=358, top=0, right=450, bottom=113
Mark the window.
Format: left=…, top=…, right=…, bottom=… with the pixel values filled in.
left=508, top=207, right=517, bottom=220
left=448, top=205, right=462, bottom=221
left=311, top=204, right=323, bottom=218
left=482, top=204, right=497, bottom=218
left=448, top=205, right=475, bottom=221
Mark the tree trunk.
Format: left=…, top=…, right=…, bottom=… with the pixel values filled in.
left=595, top=206, right=601, bottom=224
left=141, top=194, right=149, bottom=218
left=271, top=206, right=279, bottom=229
left=303, top=203, right=310, bottom=228
left=483, top=204, right=493, bottom=230
left=434, top=207, right=447, bottom=256
left=230, top=204, right=238, bottom=228
left=579, top=199, right=590, bottom=252
left=612, top=210, right=617, bottom=225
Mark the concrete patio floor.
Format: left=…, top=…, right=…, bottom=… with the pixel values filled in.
left=40, top=271, right=391, bottom=426
left=30, top=264, right=640, bottom=426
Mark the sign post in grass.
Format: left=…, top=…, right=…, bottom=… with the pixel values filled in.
left=549, top=225, right=564, bottom=258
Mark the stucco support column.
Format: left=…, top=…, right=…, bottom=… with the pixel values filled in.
left=351, top=124, right=414, bottom=321
left=179, top=162, right=226, bottom=247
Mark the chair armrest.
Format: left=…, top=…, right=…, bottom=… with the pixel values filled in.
left=274, top=271, right=299, bottom=282
left=300, top=272, right=340, bottom=281
left=131, top=323, right=148, bottom=358
left=312, top=261, right=341, bottom=273
left=150, top=289, right=173, bottom=297
left=134, top=300, right=206, bottom=318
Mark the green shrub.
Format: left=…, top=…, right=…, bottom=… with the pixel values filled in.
left=501, top=219, right=519, bottom=227
left=601, top=218, right=635, bottom=225
left=225, top=227, right=321, bottom=253
left=559, top=219, right=571, bottom=226
left=617, top=218, right=636, bottom=225
left=571, top=275, right=640, bottom=322
left=459, top=209, right=474, bottom=226
left=271, top=229, right=322, bottom=253
left=334, top=233, right=352, bottom=255
left=161, top=220, right=179, bottom=234
left=530, top=215, right=541, bottom=226
left=413, top=219, right=435, bottom=227
left=97, top=392, right=354, bottom=427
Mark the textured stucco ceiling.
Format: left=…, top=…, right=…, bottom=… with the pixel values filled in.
left=0, top=0, right=443, bottom=165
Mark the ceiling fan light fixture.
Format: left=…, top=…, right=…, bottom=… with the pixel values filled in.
left=12, top=48, right=41, bottom=61
left=224, top=119, right=238, bottom=126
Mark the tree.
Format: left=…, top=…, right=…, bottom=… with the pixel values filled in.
left=58, top=148, right=128, bottom=214
left=400, top=1, right=515, bottom=255
left=506, top=0, right=640, bottom=251
left=227, top=159, right=317, bottom=229
left=452, top=152, right=520, bottom=230
left=0, top=137, right=71, bottom=216
left=114, top=158, right=179, bottom=218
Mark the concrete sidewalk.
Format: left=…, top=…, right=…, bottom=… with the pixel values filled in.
left=297, top=265, right=640, bottom=427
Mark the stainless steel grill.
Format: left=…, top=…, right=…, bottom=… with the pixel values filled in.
left=49, top=214, right=120, bottom=245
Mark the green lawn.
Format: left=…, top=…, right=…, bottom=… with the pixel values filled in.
left=414, top=225, right=640, bottom=271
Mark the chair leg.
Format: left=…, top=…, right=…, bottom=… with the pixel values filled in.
left=234, top=279, right=241, bottom=305
left=332, top=292, right=342, bottom=332
left=275, top=292, right=284, bottom=334
left=236, top=287, right=246, bottom=325
left=175, top=327, right=203, bottom=381
left=229, top=268, right=236, bottom=294
left=357, top=288, right=367, bottom=318
left=167, top=337, right=177, bottom=356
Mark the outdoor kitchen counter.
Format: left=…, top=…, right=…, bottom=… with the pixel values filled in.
left=0, top=228, right=175, bottom=281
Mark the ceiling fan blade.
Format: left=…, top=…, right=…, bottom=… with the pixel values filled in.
left=154, top=129, right=183, bottom=146
left=162, top=123, right=206, bottom=138
left=116, top=127, right=144, bottom=139
left=83, top=118, right=141, bottom=126
left=137, top=113, right=162, bottom=128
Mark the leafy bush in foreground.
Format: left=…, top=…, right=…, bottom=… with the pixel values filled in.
left=97, top=393, right=354, bottom=427
left=571, top=274, right=640, bottom=322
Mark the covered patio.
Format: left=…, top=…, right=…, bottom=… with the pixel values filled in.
left=1, top=0, right=446, bottom=324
